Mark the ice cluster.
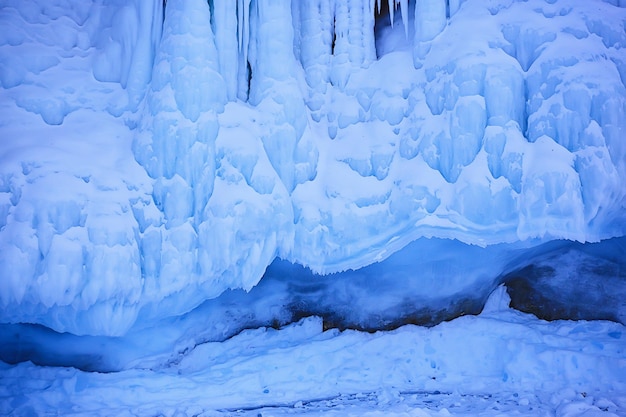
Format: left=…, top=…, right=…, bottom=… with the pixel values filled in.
left=0, top=0, right=625, bottom=336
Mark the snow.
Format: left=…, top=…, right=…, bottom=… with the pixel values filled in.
left=1, top=290, right=625, bottom=416
left=0, top=0, right=626, bottom=414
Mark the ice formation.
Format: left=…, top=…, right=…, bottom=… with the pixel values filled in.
left=0, top=0, right=625, bottom=339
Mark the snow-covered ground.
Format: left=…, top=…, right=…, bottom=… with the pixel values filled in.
left=2, top=288, right=626, bottom=416
left=1, top=0, right=626, bottom=415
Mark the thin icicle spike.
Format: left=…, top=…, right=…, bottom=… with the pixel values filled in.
left=243, top=0, right=250, bottom=67
left=377, top=0, right=381, bottom=14
left=237, top=0, right=242, bottom=51
left=400, top=0, right=408, bottom=38
left=388, top=0, right=395, bottom=26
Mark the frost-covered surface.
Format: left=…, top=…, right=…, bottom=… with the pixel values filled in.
left=1, top=0, right=625, bottom=337
left=1, top=0, right=626, bottom=414
left=1, top=288, right=626, bottom=417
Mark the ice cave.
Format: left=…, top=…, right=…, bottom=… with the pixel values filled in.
left=0, top=0, right=625, bottom=415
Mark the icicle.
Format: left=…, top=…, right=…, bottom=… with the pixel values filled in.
left=243, top=0, right=251, bottom=68
left=237, top=0, right=251, bottom=55
left=400, top=0, right=408, bottom=38
left=376, top=0, right=381, bottom=14
left=388, top=0, right=394, bottom=27
left=365, top=0, right=377, bottom=62
left=213, top=0, right=238, bottom=100
left=237, top=0, right=243, bottom=51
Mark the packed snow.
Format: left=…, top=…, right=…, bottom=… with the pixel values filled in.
left=0, top=0, right=625, bottom=415
left=2, top=288, right=626, bottom=416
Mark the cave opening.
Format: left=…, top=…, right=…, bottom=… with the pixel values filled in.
left=374, top=0, right=415, bottom=58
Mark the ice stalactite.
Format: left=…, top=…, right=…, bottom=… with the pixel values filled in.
left=237, top=0, right=252, bottom=54
left=92, top=0, right=164, bottom=110
left=330, top=0, right=377, bottom=88
left=236, top=0, right=252, bottom=100
left=126, top=0, right=164, bottom=109
left=212, top=0, right=238, bottom=101
left=291, top=0, right=380, bottom=91
left=247, top=0, right=309, bottom=193
left=131, top=0, right=231, bottom=323
left=413, top=0, right=447, bottom=67
left=334, top=0, right=356, bottom=69
left=133, top=0, right=225, bottom=184
left=386, top=0, right=409, bottom=33
left=120, top=0, right=294, bottom=336
left=399, top=0, right=409, bottom=37
left=292, top=0, right=334, bottom=92
left=249, top=0, right=299, bottom=92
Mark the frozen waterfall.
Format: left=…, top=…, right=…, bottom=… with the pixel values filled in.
left=0, top=0, right=625, bottom=338
left=1, top=0, right=626, bottom=415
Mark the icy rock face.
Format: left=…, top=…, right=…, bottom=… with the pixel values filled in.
left=503, top=238, right=626, bottom=323
left=0, top=0, right=625, bottom=337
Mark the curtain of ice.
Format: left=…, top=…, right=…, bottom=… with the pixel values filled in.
left=212, top=0, right=239, bottom=101
left=293, top=0, right=334, bottom=92
left=131, top=0, right=230, bottom=322
left=330, top=0, right=376, bottom=88
left=291, top=0, right=375, bottom=90
left=92, top=0, right=164, bottom=110
left=244, top=0, right=307, bottom=193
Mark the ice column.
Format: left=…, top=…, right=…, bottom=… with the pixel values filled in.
left=131, top=0, right=227, bottom=304
left=125, top=0, right=164, bottom=109
left=249, top=0, right=297, bottom=88
left=331, top=0, right=376, bottom=88
left=134, top=0, right=228, bottom=219
left=235, top=0, right=252, bottom=100
left=92, top=0, right=163, bottom=110
left=126, top=0, right=237, bottom=325
left=212, top=0, right=239, bottom=101
left=293, top=0, right=334, bottom=91
left=413, top=0, right=446, bottom=67
left=248, top=0, right=307, bottom=192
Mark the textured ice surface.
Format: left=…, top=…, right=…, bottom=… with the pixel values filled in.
left=2, top=237, right=624, bottom=374
left=0, top=0, right=625, bottom=337
left=504, top=238, right=626, bottom=323
left=1, top=1, right=626, bottom=415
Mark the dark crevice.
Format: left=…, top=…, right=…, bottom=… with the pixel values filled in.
left=246, top=60, right=252, bottom=100
left=331, top=18, right=336, bottom=55
left=0, top=323, right=116, bottom=373
left=207, top=0, right=215, bottom=39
